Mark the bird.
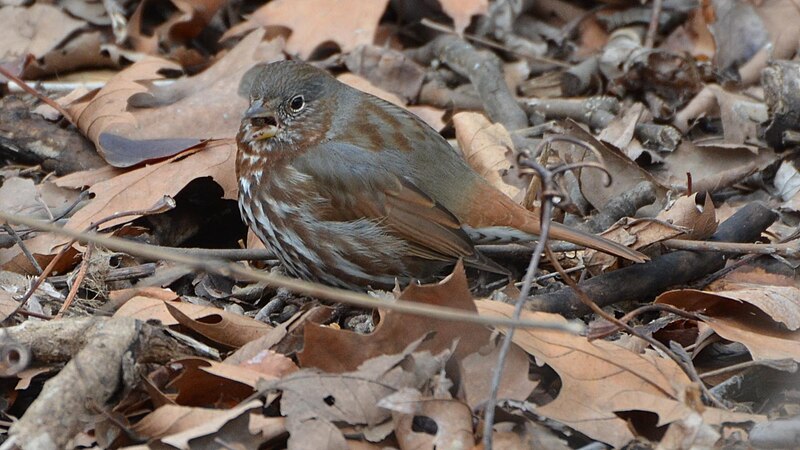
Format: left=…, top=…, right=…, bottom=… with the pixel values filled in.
left=236, top=60, right=646, bottom=291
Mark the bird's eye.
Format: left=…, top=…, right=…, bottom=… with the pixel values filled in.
left=289, top=95, right=305, bottom=112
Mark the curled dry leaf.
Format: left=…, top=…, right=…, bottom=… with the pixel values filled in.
left=113, top=291, right=227, bottom=326
left=383, top=392, right=474, bottom=449
left=139, top=400, right=272, bottom=449
left=656, top=284, right=800, bottom=362
left=477, top=300, right=763, bottom=448
left=167, top=358, right=255, bottom=408
left=344, top=45, right=426, bottom=102
left=656, top=193, right=718, bottom=240
left=298, top=262, right=499, bottom=372
left=658, top=142, right=777, bottom=192
left=164, top=302, right=272, bottom=349
left=64, top=29, right=280, bottom=167
left=0, top=141, right=237, bottom=263
left=64, top=140, right=237, bottom=234
left=223, top=0, right=389, bottom=59
left=453, top=111, right=523, bottom=199
left=263, top=335, right=448, bottom=442
left=555, top=120, right=668, bottom=210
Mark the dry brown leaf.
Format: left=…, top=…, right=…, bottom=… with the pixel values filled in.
left=598, top=102, right=644, bottom=151
left=0, top=4, right=85, bottom=61
left=236, top=349, right=299, bottom=380
left=437, top=0, right=488, bottom=34
left=55, top=165, right=124, bottom=190
left=168, top=358, right=255, bottom=407
left=266, top=336, right=446, bottom=432
left=477, top=300, right=763, bottom=448
left=298, top=263, right=497, bottom=372
left=224, top=0, right=389, bottom=59
left=142, top=400, right=269, bottom=449
left=383, top=393, right=474, bottom=449
left=64, top=140, right=236, bottom=234
left=556, top=120, right=668, bottom=210
left=164, top=302, right=272, bottom=349
left=133, top=404, right=233, bottom=439
left=191, top=357, right=282, bottom=388
left=4, top=142, right=234, bottom=265
left=460, top=341, right=537, bottom=410
left=708, top=85, right=767, bottom=146
left=0, top=177, right=79, bottom=219
left=657, top=193, right=718, bottom=240
left=708, top=284, right=800, bottom=330
left=114, top=293, right=230, bottom=326
left=658, top=141, right=777, bottom=192
left=453, top=112, right=523, bottom=199
left=65, top=29, right=281, bottom=167
left=656, top=289, right=800, bottom=361
left=344, top=45, right=426, bottom=102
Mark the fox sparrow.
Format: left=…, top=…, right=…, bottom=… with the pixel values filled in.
left=236, top=60, right=646, bottom=290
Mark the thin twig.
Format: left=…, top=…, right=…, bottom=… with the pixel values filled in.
left=0, top=65, right=72, bottom=120
left=483, top=135, right=586, bottom=450
left=9, top=197, right=175, bottom=318
left=645, top=0, right=664, bottom=48
left=662, top=238, right=800, bottom=257
left=699, top=359, right=797, bottom=379
left=0, top=210, right=584, bottom=334
left=56, top=245, right=93, bottom=319
left=543, top=245, right=728, bottom=409
left=587, top=303, right=704, bottom=340
left=1, top=224, right=42, bottom=274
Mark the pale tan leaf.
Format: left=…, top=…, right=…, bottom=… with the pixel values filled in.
left=454, top=112, right=522, bottom=198
left=657, top=193, right=718, bottom=240
left=224, top=0, right=389, bottom=59
left=64, top=30, right=281, bottom=167
left=477, top=300, right=762, bottom=448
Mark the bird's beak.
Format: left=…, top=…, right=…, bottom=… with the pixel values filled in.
left=243, top=104, right=279, bottom=140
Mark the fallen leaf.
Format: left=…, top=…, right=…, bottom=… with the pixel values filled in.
left=64, top=141, right=236, bottom=234
left=164, top=302, right=271, bottom=349
left=477, top=301, right=762, bottom=448
left=656, top=193, right=718, bottom=240
left=454, top=112, right=523, bottom=199
left=460, top=341, right=537, bottom=410
left=656, top=289, right=800, bottom=362
left=382, top=391, right=474, bottom=449
left=298, top=263, right=495, bottom=372
left=224, top=0, right=389, bottom=59
left=659, top=142, right=777, bottom=192
left=556, top=119, right=669, bottom=210
left=167, top=358, right=255, bottom=408
left=114, top=293, right=235, bottom=326
left=64, top=29, right=281, bottom=167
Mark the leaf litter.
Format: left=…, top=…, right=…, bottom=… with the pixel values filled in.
left=1, top=1, right=799, bottom=448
